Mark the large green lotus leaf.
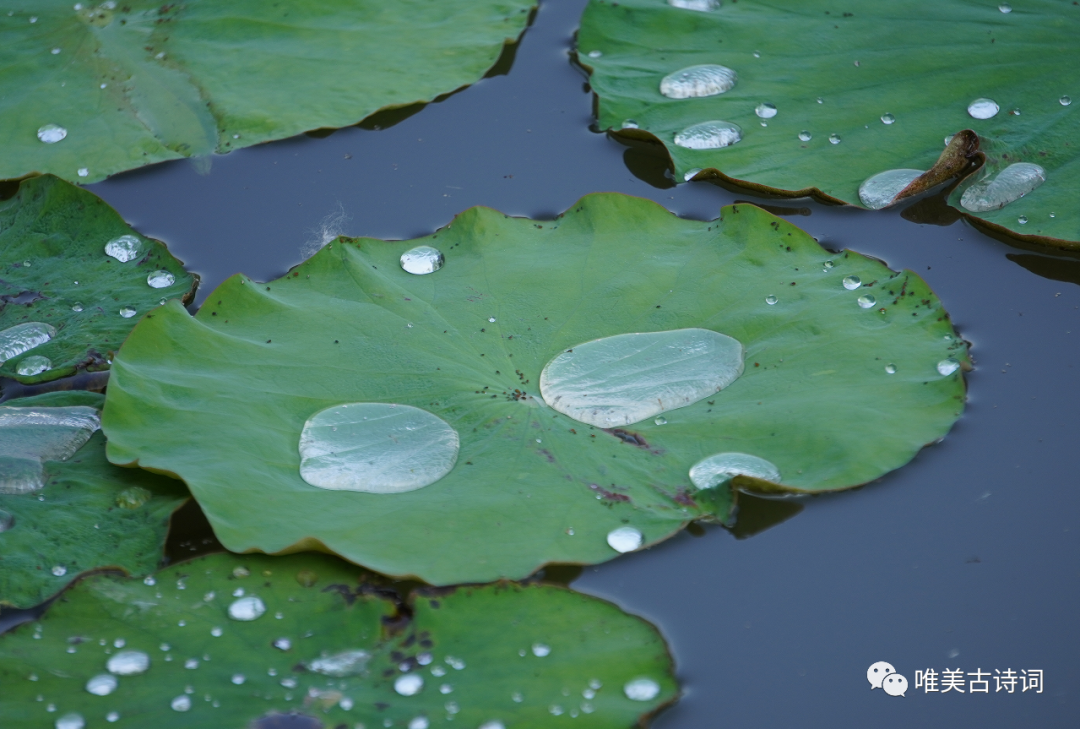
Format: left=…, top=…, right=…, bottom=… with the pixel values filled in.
left=0, top=0, right=535, bottom=183
left=0, top=391, right=189, bottom=609
left=101, top=194, right=967, bottom=585
left=0, top=174, right=196, bottom=385
left=0, top=552, right=677, bottom=728
left=578, top=0, right=1080, bottom=248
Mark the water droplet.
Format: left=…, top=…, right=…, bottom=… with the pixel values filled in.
left=228, top=596, right=266, bottom=621
left=828, top=133, right=842, bottom=145
left=86, top=673, right=118, bottom=696
left=0, top=322, right=57, bottom=366
left=674, top=121, right=742, bottom=149
left=765, top=295, right=778, bottom=305
left=147, top=270, right=175, bottom=288
left=478, top=722, right=506, bottom=729
left=607, top=526, right=644, bottom=553
left=857, top=294, right=877, bottom=309
left=540, top=329, right=743, bottom=428
left=306, top=649, right=370, bottom=677
left=55, top=713, right=84, bottom=729
left=159, top=643, right=169, bottom=651
left=51, top=565, right=68, bottom=576
left=858, top=169, right=923, bottom=210
left=408, top=718, right=430, bottom=729
left=798, top=130, right=812, bottom=142
left=269, top=637, right=290, bottom=651
left=842, top=275, right=862, bottom=290
left=1061, top=95, right=1072, bottom=106
left=395, top=674, right=424, bottom=696
left=417, top=652, right=433, bottom=666
left=624, top=678, right=661, bottom=701
left=823, top=260, right=835, bottom=271
left=689, top=453, right=781, bottom=489
left=16, top=355, right=51, bottom=377
left=77, top=168, right=88, bottom=177
left=439, top=683, right=453, bottom=694
left=937, top=358, right=961, bottom=376
left=531, top=643, right=551, bottom=657
left=885, top=364, right=897, bottom=374
left=1017, top=215, right=1028, bottom=225
left=431, top=665, right=447, bottom=677
left=683, top=167, right=703, bottom=181
left=960, top=162, right=1046, bottom=212
left=280, top=677, right=298, bottom=689
left=119, top=307, right=137, bottom=318
left=753, top=50, right=761, bottom=58
left=654, top=416, right=667, bottom=425
left=754, top=102, right=777, bottom=119
left=488, top=317, right=496, bottom=323
left=144, top=576, right=156, bottom=586
left=231, top=673, right=245, bottom=685
left=621, top=119, right=639, bottom=129
left=550, top=705, right=564, bottom=716
left=115, top=486, right=151, bottom=509
left=171, top=695, right=192, bottom=712
left=446, top=656, right=466, bottom=670
left=71, top=302, right=84, bottom=313
left=880, top=113, right=896, bottom=125
left=400, top=245, right=444, bottom=275
left=209, top=626, right=223, bottom=637
left=299, top=403, right=459, bottom=493
left=998, top=3, right=1011, bottom=12
left=106, top=712, right=119, bottom=723
left=967, top=98, right=1000, bottom=119
left=667, top=0, right=720, bottom=10
left=587, top=50, right=602, bottom=58
left=37, top=124, right=67, bottom=143
left=107, top=650, right=150, bottom=675
left=104, top=235, right=142, bottom=262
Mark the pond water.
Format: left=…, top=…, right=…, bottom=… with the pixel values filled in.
left=10, top=0, right=1076, bottom=726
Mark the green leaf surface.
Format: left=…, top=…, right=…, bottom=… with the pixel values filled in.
left=578, top=0, right=1080, bottom=247
left=101, top=194, right=967, bottom=585
left=0, top=0, right=535, bottom=183
left=0, top=392, right=189, bottom=609
left=0, top=174, right=197, bottom=385
left=0, top=552, right=677, bottom=728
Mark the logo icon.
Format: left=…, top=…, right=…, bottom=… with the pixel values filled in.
left=868, top=661, right=907, bottom=697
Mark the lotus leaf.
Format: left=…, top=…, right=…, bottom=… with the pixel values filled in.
left=578, top=0, right=1080, bottom=247
left=0, top=174, right=196, bottom=385
left=0, top=0, right=536, bottom=183
left=0, top=392, right=189, bottom=609
left=101, top=195, right=967, bottom=585
left=0, top=552, right=678, bottom=727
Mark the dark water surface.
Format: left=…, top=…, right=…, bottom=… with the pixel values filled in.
left=78, top=1, right=1079, bottom=727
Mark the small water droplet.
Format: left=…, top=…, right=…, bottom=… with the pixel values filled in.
left=752, top=50, right=761, bottom=58
left=107, top=650, right=150, bottom=675
left=228, top=595, right=266, bottom=621
left=531, top=643, right=551, bottom=657
left=231, top=673, right=245, bottom=685
left=858, top=168, right=924, bottom=210
left=880, top=113, right=896, bottom=125
left=280, top=676, right=298, bottom=689
left=439, top=683, right=453, bottom=695
left=273, top=637, right=292, bottom=650
left=488, top=317, right=496, bottom=323
left=147, top=270, right=175, bottom=288
left=37, top=124, right=67, bottom=143
left=937, top=358, right=961, bottom=376
left=71, top=303, right=84, bottom=312
left=674, top=120, right=742, bottom=150
left=55, top=713, right=84, bottom=729
left=624, top=678, right=661, bottom=701
left=400, top=245, right=444, bottom=275
left=998, top=3, right=1012, bottom=12
left=857, top=294, right=877, bottom=309
left=754, top=102, right=777, bottom=119
left=143, top=576, right=156, bottom=586
left=1061, top=95, right=1072, bottom=106
left=689, top=452, right=780, bottom=488
left=431, top=665, right=447, bottom=677
left=119, top=307, right=137, bottom=318
left=51, top=565, right=67, bottom=576
left=106, top=712, right=120, bottom=723
left=885, top=364, right=897, bottom=374
left=667, top=0, right=720, bottom=10
left=621, top=119, right=639, bottom=129
left=210, top=626, right=223, bottom=637
left=77, top=168, right=88, bottom=177
left=798, top=130, right=812, bottom=142
left=1018, top=215, right=1028, bottom=225
left=765, top=295, right=778, bottom=305
left=967, top=98, right=1000, bottom=119
left=395, top=674, right=424, bottom=696
left=587, top=50, right=602, bottom=58
left=115, top=486, right=151, bottom=509
left=104, top=235, right=142, bottom=262
left=607, top=526, right=644, bottom=553
left=16, top=355, right=51, bottom=377
left=340, top=697, right=354, bottom=710
left=171, top=695, right=192, bottom=712
left=654, top=416, right=667, bottom=425
left=408, top=718, right=430, bottom=729
left=828, top=133, right=842, bottom=145
left=842, top=275, right=862, bottom=290
left=823, top=260, right=835, bottom=271
left=85, top=673, right=118, bottom=696
left=960, top=163, right=1046, bottom=213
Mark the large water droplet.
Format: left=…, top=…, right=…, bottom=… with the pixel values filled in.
left=307, top=649, right=370, bottom=677
left=689, top=453, right=780, bottom=489
left=667, top=0, right=720, bottom=11
left=842, top=275, right=862, bottom=290
left=959, top=162, right=1046, bottom=212
left=0, top=509, right=13, bottom=532
left=532, top=643, right=551, bottom=657
left=754, top=103, right=777, bottom=119
left=674, top=121, right=742, bottom=150
left=37, top=124, right=67, bottom=143
left=857, top=294, right=877, bottom=309
left=171, top=695, right=192, bottom=712
left=1061, top=95, right=1073, bottom=106
left=0, top=405, right=100, bottom=495
left=400, top=245, right=445, bottom=275
left=299, top=403, right=459, bottom=493
left=798, top=130, right=812, bottom=142
left=539, top=328, right=743, bottom=428
left=828, top=133, right=842, bottom=145
left=624, top=678, right=661, bottom=701
left=86, top=673, right=118, bottom=696
left=115, top=486, right=151, bottom=509
left=55, top=713, right=84, bottom=729
left=16, top=355, right=51, bottom=377
left=147, top=270, right=175, bottom=288
left=660, top=64, right=737, bottom=99
left=937, top=358, right=961, bottom=376
left=765, top=295, right=778, bottom=305
left=107, top=650, right=150, bottom=675
left=228, top=595, right=266, bottom=621
left=880, top=113, right=896, bottom=125
left=395, top=674, right=424, bottom=696
left=104, top=235, right=142, bottom=263
left=0, top=322, right=56, bottom=365
left=858, top=169, right=923, bottom=210
left=967, top=98, right=1000, bottom=119
left=119, top=307, right=137, bottom=318
left=606, top=526, right=644, bottom=553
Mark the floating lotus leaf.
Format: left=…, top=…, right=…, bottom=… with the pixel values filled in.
left=0, top=392, right=188, bottom=609
left=578, top=0, right=1080, bottom=248
left=0, top=0, right=536, bottom=183
left=102, top=194, right=967, bottom=585
left=0, top=552, right=677, bottom=728
left=0, top=174, right=196, bottom=385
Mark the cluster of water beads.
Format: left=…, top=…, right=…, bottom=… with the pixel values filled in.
left=15, top=354, right=51, bottom=376
left=606, top=526, right=644, bottom=553
left=147, top=270, right=175, bottom=288
left=37, top=124, right=67, bottom=143
left=0, top=322, right=56, bottom=365
left=228, top=595, right=267, bottom=621
left=858, top=169, right=923, bottom=210
left=660, top=64, right=737, bottom=99
left=104, top=235, right=142, bottom=262
left=400, top=245, right=444, bottom=275
left=667, top=0, right=720, bottom=11
left=674, top=121, right=742, bottom=150
left=959, top=162, right=1046, bottom=213
left=689, top=453, right=781, bottom=489
left=624, top=677, right=661, bottom=701
left=967, top=98, right=1000, bottom=119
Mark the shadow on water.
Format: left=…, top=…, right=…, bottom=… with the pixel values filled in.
left=728, top=493, right=806, bottom=540
left=1007, top=254, right=1080, bottom=287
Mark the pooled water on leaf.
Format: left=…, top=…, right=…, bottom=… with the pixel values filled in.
left=623, top=678, right=661, bottom=701
left=539, top=328, right=744, bottom=428
left=147, top=270, right=175, bottom=288
left=400, top=245, right=445, bottom=275
left=689, top=452, right=781, bottom=489
left=880, top=113, right=896, bottom=125
left=115, top=486, right=151, bottom=509
left=299, top=403, right=459, bottom=493
left=228, top=595, right=266, bottom=621
left=667, top=0, right=720, bottom=11
left=86, top=673, right=118, bottom=696
left=107, top=650, right=150, bottom=675
left=0, top=322, right=56, bottom=364
left=967, top=98, right=1000, bottom=119
left=754, top=103, right=777, bottom=119
left=858, top=169, right=923, bottom=210
left=37, top=124, right=67, bottom=143
left=606, top=526, right=644, bottom=553
left=55, top=713, right=84, bottom=729
left=395, top=674, right=424, bottom=696
left=937, top=358, right=961, bottom=376
left=104, top=235, right=142, bottom=263
left=674, top=121, right=742, bottom=149
left=16, top=355, right=51, bottom=376
left=959, top=162, right=1046, bottom=213
left=857, top=294, right=877, bottom=309
left=842, top=276, right=862, bottom=290
left=0, top=405, right=100, bottom=494
left=660, top=65, right=737, bottom=99
left=307, top=649, right=370, bottom=676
